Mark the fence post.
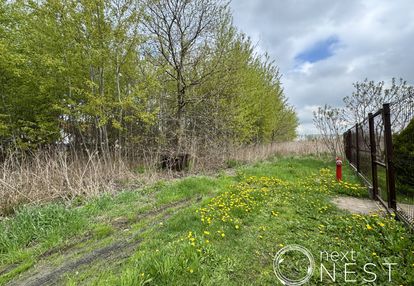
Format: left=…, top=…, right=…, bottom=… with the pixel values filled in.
left=382, top=103, right=397, bottom=210
left=355, top=123, right=360, bottom=172
left=368, top=113, right=378, bottom=199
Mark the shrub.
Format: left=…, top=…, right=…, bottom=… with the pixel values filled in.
left=393, top=118, right=414, bottom=195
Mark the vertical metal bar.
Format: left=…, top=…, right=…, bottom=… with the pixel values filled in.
left=383, top=103, right=397, bottom=210
left=368, top=113, right=378, bottom=199
left=355, top=123, right=360, bottom=172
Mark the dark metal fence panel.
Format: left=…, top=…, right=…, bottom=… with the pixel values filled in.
left=372, top=111, right=389, bottom=205
left=368, top=113, right=378, bottom=198
left=347, top=125, right=358, bottom=168
left=343, top=100, right=414, bottom=228
left=358, top=118, right=372, bottom=184
left=373, top=112, right=385, bottom=163
left=390, top=97, right=414, bottom=225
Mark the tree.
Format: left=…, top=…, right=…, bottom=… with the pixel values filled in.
left=343, top=78, right=413, bottom=127
left=0, top=0, right=297, bottom=160
left=143, top=0, right=229, bottom=150
left=313, top=78, right=414, bottom=155
left=313, top=105, right=344, bottom=155
left=194, top=33, right=297, bottom=145
left=1, top=0, right=156, bottom=155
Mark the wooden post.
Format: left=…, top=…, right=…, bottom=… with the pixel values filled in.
left=382, top=103, right=397, bottom=210
left=355, top=123, right=360, bottom=172
left=368, top=113, right=378, bottom=199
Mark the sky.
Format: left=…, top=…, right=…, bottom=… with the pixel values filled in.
left=229, top=0, right=414, bottom=134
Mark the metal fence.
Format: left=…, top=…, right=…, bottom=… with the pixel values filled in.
left=344, top=98, right=414, bottom=227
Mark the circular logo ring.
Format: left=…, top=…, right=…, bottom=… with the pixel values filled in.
left=273, top=244, right=315, bottom=285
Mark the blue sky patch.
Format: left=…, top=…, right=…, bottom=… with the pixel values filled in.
left=295, top=36, right=339, bottom=63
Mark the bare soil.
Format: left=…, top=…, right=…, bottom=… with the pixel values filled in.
left=331, top=196, right=385, bottom=215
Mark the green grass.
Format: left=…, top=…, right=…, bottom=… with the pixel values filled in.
left=1, top=156, right=413, bottom=285
left=0, top=174, right=233, bottom=284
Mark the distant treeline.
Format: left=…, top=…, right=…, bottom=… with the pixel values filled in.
left=0, top=0, right=297, bottom=157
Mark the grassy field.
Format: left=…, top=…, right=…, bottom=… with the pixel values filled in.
left=0, top=156, right=413, bottom=285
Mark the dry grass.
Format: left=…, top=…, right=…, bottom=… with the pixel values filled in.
left=0, top=140, right=329, bottom=216
left=193, top=140, right=330, bottom=170
left=227, top=140, right=330, bottom=162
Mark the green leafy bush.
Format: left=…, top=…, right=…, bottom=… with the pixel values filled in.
left=393, top=118, right=414, bottom=195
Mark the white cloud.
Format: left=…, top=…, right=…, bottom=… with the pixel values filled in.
left=230, top=0, right=414, bottom=134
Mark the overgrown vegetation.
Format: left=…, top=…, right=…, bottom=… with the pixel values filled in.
left=394, top=117, right=414, bottom=195
left=0, top=141, right=328, bottom=216
left=1, top=157, right=413, bottom=285
left=0, top=0, right=297, bottom=156
left=0, top=0, right=300, bottom=214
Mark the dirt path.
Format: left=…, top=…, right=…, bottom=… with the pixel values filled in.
left=331, top=196, right=385, bottom=215
left=6, top=198, right=195, bottom=286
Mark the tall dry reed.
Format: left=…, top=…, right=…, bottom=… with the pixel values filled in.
left=0, top=140, right=329, bottom=216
